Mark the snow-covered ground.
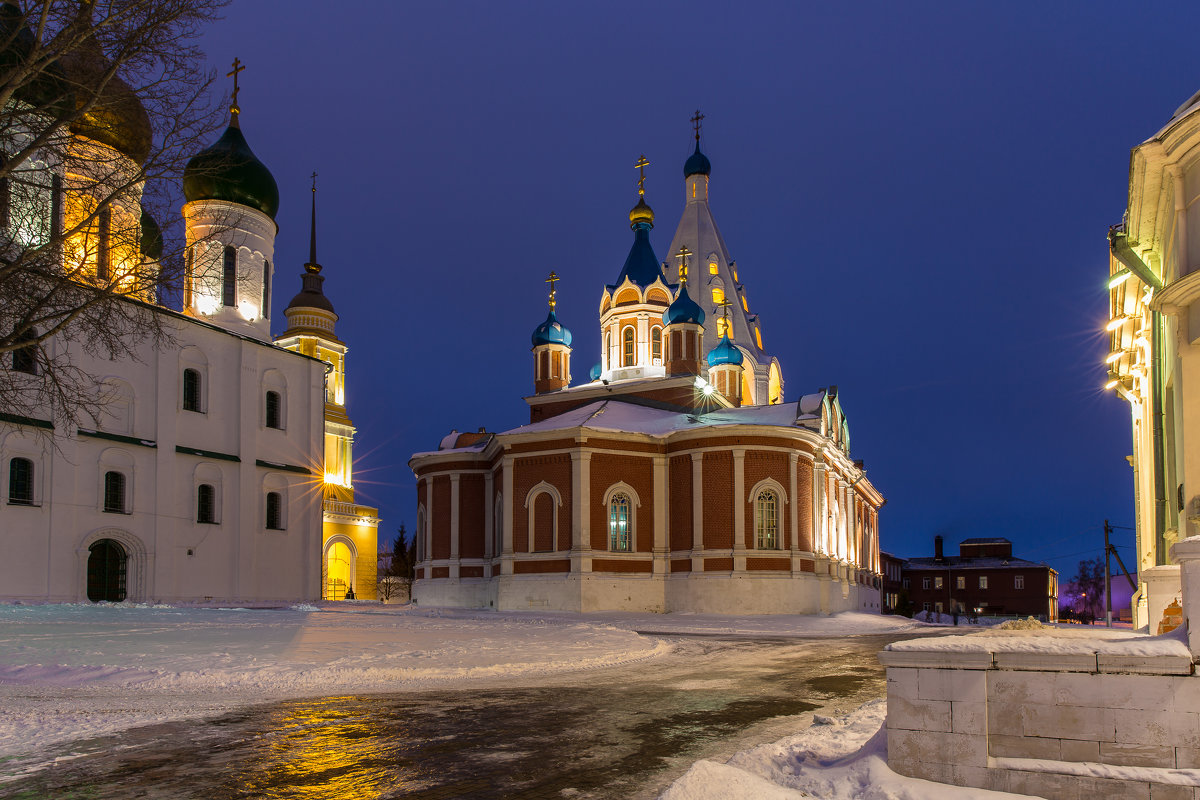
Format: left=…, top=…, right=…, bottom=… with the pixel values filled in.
left=0, top=602, right=921, bottom=763
left=659, top=701, right=1042, bottom=799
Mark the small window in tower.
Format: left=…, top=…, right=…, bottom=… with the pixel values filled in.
left=708, top=261, right=718, bottom=275
left=604, top=331, right=612, bottom=371
left=103, top=470, right=126, bottom=513
left=197, top=483, right=216, bottom=524
left=711, top=287, right=724, bottom=305
left=651, top=326, right=662, bottom=365
left=741, top=295, right=748, bottom=312
left=265, top=391, right=281, bottom=429
left=754, top=326, right=763, bottom=349
left=715, top=317, right=728, bottom=340
left=622, top=326, right=635, bottom=367
left=222, top=246, right=236, bottom=307
left=261, top=260, right=270, bottom=316
left=182, top=368, right=202, bottom=412
left=266, top=491, right=283, bottom=530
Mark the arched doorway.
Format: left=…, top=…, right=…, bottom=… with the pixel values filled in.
left=87, top=539, right=127, bottom=602
left=324, top=540, right=354, bottom=600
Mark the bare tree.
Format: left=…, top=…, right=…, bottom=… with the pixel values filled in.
left=0, top=0, right=229, bottom=427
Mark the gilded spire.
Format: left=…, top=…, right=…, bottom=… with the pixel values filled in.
left=227, top=57, right=245, bottom=126
left=546, top=270, right=559, bottom=310
left=305, top=171, right=321, bottom=274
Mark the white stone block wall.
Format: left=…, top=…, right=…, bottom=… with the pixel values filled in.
left=882, top=649, right=1200, bottom=799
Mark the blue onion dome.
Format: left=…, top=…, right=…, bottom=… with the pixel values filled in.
left=139, top=206, right=163, bottom=260
left=629, top=197, right=654, bottom=228
left=708, top=335, right=743, bottom=366
left=684, top=143, right=711, bottom=178
left=532, top=310, right=573, bottom=347
left=183, top=123, right=280, bottom=219
left=589, top=363, right=602, bottom=381
left=663, top=285, right=705, bottom=326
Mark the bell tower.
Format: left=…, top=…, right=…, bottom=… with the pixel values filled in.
left=532, top=271, right=572, bottom=393
left=662, top=245, right=705, bottom=377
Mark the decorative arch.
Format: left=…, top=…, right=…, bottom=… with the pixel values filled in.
left=601, top=482, right=641, bottom=552
left=615, top=287, right=640, bottom=305
left=748, top=477, right=788, bottom=550
left=323, top=534, right=358, bottom=600
left=77, top=527, right=150, bottom=603
left=523, top=481, right=562, bottom=553
left=646, top=287, right=669, bottom=304
left=94, top=377, right=134, bottom=434
left=768, top=361, right=783, bottom=405
left=621, top=325, right=636, bottom=367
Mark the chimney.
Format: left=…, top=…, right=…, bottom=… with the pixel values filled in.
left=934, top=535, right=944, bottom=561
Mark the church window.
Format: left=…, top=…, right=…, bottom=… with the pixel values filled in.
left=222, top=246, right=236, bottom=307
left=622, top=326, right=635, bottom=367
left=605, top=331, right=612, bottom=370
left=754, top=326, right=763, bottom=349
left=182, top=369, right=202, bottom=412
left=261, top=260, right=270, bottom=316
left=741, top=295, right=748, bottom=312
left=265, top=391, right=281, bottom=429
left=609, top=493, right=631, bottom=552
left=96, top=207, right=110, bottom=282
left=8, top=458, right=33, bottom=505
left=711, top=287, right=724, bottom=305
left=709, top=261, right=718, bottom=275
left=11, top=327, right=37, bottom=374
left=265, top=492, right=283, bottom=530
left=1014, top=575, right=1024, bottom=590
left=103, top=471, right=126, bottom=513
left=651, top=326, right=662, bottom=364
left=755, top=490, right=779, bottom=549
left=715, top=317, right=728, bottom=340
left=979, top=576, right=988, bottom=590
left=197, top=483, right=216, bottom=524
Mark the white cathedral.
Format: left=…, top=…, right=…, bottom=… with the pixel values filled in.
left=0, top=21, right=377, bottom=603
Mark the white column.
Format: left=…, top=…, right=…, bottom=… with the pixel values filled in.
left=789, top=452, right=801, bottom=572
left=653, top=454, right=668, bottom=574
left=691, top=452, right=704, bottom=571
left=483, top=471, right=494, bottom=577
left=449, top=474, right=461, bottom=579
left=572, top=450, right=592, bottom=573
left=637, top=313, right=649, bottom=368
left=733, top=448, right=746, bottom=570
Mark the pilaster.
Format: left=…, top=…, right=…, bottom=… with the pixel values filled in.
left=691, top=452, right=704, bottom=570
left=501, top=455, right=514, bottom=575
left=483, top=471, right=494, bottom=576
left=571, top=450, right=592, bottom=573
left=789, top=452, right=802, bottom=572
left=733, top=448, right=746, bottom=570
left=652, top=454, right=668, bottom=574
left=449, top=473, right=460, bottom=578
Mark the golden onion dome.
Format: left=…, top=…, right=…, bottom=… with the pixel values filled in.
left=629, top=196, right=654, bottom=227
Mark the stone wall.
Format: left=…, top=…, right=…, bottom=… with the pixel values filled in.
left=881, top=648, right=1200, bottom=799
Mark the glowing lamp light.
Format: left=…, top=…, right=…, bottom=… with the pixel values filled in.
left=1108, top=270, right=1132, bottom=289
left=1106, top=316, right=1132, bottom=332
left=238, top=301, right=258, bottom=321
left=1104, top=351, right=1123, bottom=364
left=702, top=384, right=715, bottom=396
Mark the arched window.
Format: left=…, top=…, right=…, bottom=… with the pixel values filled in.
left=756, top=490, right=779, bottom=549
left=609, top=493, right=631, bottom=551
left=11, top=327, right=36, bottom=374
left=103, top=470, right=126, bottom=513
left=604, top=331, right=612, bottom=370
left=265, top=391, right=281, bottom=429
left=222, top=245, right=236, bottom=307
left=622, top=326, right=635, bottom=367
left=265, top=491, right=283, bottom=530
left=261, top=260, right=270, bottom=316
left=711, top=286, right=724, bottom=305
left=715, top=317, right=728, bottom=340
left=8, top=457, right=33, bottom=505
left=97, top=207, right=111, bottom=282
left=182, top=368, right=201, bottom=412
left=708, top=261, right=719, bottom=275
left=197, top=483, right=216, bottom=523
left=650, top=326, right=662, bottom=364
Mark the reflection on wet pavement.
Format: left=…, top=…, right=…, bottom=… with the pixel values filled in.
left=0, top=633, right=916, bottom=799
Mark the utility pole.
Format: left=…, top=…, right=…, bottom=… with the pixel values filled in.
left=1105, top=519, right=1113, bottom=628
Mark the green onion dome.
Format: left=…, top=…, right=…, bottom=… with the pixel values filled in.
left=707, top=335, right=743, bottom=366
left=663, top=285, right=705, bottom=326
left=0, top=4, right=69, bottom=114
left=684, top=143, right=711, bottom=178
left=183, top=123, right=279, bottom=219
left=532, top=310, right=572, bottom=347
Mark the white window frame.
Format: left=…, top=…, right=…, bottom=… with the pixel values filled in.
left=602, top=482, right=641, bottom=553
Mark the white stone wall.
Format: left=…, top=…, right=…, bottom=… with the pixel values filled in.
left=882, top=648, right=1200, bottom=799
left=0, top=311, right=325, bottom=603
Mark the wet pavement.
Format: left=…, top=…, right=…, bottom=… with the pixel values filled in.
left=0, top=632, right=921, bottom=799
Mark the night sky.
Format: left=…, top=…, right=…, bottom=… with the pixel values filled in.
left=190, top=1, right=1200, bottom=582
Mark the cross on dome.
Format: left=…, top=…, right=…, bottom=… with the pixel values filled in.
left=546, top=270, right=559, bottom=309
left=676, top=245, right=692, bottom=285
left=635, top=155, right=649, bottom=197
left=691, top=109, right=704, bottom=144
left=227, top=57, right=245, bottom=118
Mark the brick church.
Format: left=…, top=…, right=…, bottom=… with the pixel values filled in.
left=410, top=123, right=884, bottom=613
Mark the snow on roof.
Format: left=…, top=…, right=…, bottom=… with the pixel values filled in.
left=904, top=556, right=1047, bottom=570
left=503, top=398, right=810, bottom=438
left=959, top=537, right=1011, bottom=545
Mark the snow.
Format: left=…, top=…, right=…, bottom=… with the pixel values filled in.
left=0, top=603, right=921, bottom=762
left=660, top=701, right=1043, bottom=800
left=885, top=623, right=1192, bottom=657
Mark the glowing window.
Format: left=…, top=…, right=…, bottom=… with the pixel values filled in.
left=979, top=576, right=988, bottom=589
left=651, top=326, right=662, bottom=363
left=956, top=576, right=965, bottom=590
left=622, top=327, right=635, bottom=367
left=935, top=576, right=944, bottom=590
left=711, top=287, right=724, bottom=305
left=708, top=262, right=718, bottom=275
left=755, top=490, right=778, bottom=549
left=754, top=326, right=763, bottom=349
left=609, top=493, right=631, bottom=551
left=741, top=295, right=748, bottom=312
left=605, top=331, right=612, bottom=369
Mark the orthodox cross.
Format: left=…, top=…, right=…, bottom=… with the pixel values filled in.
left=635, top=154, right=649, bottom=197
left=546, top=270, right=559, bottom=309
left=227, top=57, right=245, bottom=116
left=311, top=171, right=318, bottom=192
left=675, top=245, right=692, bottom=285
left=691, top=109, right=704, bottom=144
left=717, top=298, right=733, bottom=337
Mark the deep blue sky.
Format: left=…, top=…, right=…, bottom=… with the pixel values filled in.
left=192, top=1, right=1200, bottom=581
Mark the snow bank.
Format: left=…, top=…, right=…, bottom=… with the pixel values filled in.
left=885, top=623, right=1191, bottom=657
left=660, top=701, right=1043, bottom=799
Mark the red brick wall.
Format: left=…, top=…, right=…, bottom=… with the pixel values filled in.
left=459, top=474, right=486, bottom=558
left=431, top=476, right=450, bottom=560
left=747, top=557, right=790, bottom=570
left=460, top=566, right=484, bottom=578
left=589, top=452, right=653, bottom=552
left=592, top=558, right=653, bottom=573
left=513, top=455, right=571, bottom=553
left=669, top=455, right=692, bottom=550
left=513, top=559, right=571, bottom=574
left=704, top=557, right=733, bottom=571
left=743, top=451, right=790, bottom=549
left=533, top=492, right=554, bottom=552
left=702, top=451, right=733, bottom=549
left=796, top=461, right=813, bottom=552
left=671, top=559, right=692, bottom=572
